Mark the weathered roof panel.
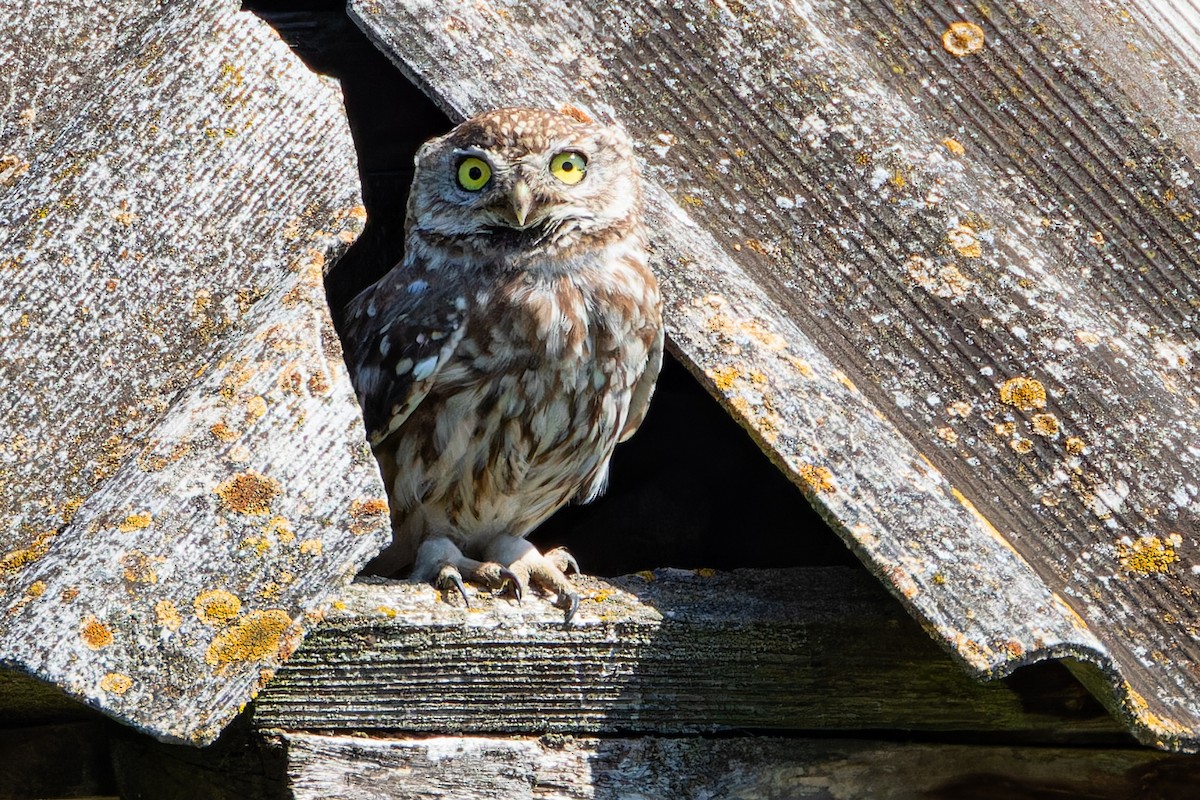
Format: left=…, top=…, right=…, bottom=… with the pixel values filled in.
left=0, top=1, right=389, bottom=743
left=352, top=0, right=1200, bottom=749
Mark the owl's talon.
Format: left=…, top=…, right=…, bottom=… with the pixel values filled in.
left=559, top=591, right=580, bottom=626
left=498, top=567, right=523, bottom=602
left=436, top=565, right=470, bottom=608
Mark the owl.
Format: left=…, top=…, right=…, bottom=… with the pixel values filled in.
left=342, top=107, right=663, bottom=622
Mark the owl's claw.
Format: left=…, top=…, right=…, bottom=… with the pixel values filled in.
left=498, top=567, right=523, bottom=603
left=558, top=590, right=580, bottom=626
left=544, top=547, right=579, bottom=576
left=436, top=564, right=470, bottom=608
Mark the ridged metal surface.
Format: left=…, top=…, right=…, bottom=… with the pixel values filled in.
left=352, top=0, right=1200, bottom=749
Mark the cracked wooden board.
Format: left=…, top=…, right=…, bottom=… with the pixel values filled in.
left=0, top=1, right=389, bottom=744
left=352, top=0, right=1200, bottom=750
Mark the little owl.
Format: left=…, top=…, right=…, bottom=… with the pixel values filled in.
left=343, top=107, right=662, bottom=621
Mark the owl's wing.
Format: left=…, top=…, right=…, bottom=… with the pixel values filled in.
left=620, top=320, right=664, bottom=443
left=342, top=268, right=470, bottom=445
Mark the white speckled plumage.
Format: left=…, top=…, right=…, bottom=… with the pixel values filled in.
left=342, top=107, right=662, bottom=619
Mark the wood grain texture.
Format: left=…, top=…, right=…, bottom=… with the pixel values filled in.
left=253, top=569, right=1121, bottom=739
left=351, top=0, right=1200, bottom=749
left=279, top=730, right=1200, bottom=800
left=0, top=1, right=389, bottom=744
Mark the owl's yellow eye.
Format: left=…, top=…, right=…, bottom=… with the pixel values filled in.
left=456, top=157, right=492, bottom=191
left=549, top=151, right=587, bottom=185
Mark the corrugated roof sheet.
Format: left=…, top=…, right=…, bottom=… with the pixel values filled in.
left=351, top=0, right=1200, bottom=749
left=0, top=1, right=388, bottom=744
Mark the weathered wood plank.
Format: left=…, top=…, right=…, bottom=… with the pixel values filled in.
left=0, top=1, right=388, bottom=744
left=350, top=0, right=1200, bottom=749
left=278, top=730, right=1200, bottom=800
left=253, top=568, right=1121, bottom=739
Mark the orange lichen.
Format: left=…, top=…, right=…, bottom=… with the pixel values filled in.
left=26, top=581, right=46, bottom=598
left=1117, top=535, right=1180, bottom=575
left=942, top=137, right=965, bottom=156
left=349, top=497, right=390, bottom=535
left=263, top=515, right=295, bottom=544
left=942, top=21, right=985, bottom=56
left=694, top=568, right=717, bottom=578
left=194, top=589, right=242, bottom=625
left=209, top=422, right=240, bottom=442
left=936, top=426, right=960, bottom=444
left=118, top=512, right=153, bottom=532
left=61, top=587, right=80, bottom=603
left=307, top=372, right=330, bottom=395
left=1065, top=436, right=1086, bottom=455
left=155, top=599, right=183, bottom=631
left=100, top=673, right=133, bottom=694
left=298, top=539, right=323, bottom=556
left=215, top=471, right=281, bottom=516
left=559, top=104, right=593, bottom=124
left=999, top=376, right=1047, bottom=410
left=799, top=464, right=836, bottom=493
left=1031, top=413, right=1060, bottom=437
left=60, top=497, right=85, bottom=523
left=707, top=365, right=740, bottom=392
left=0, top=530, right=55, bottom=575
left=947, top=400, right=972, bottom=417
left=80, top=616, right=114, bottom=650
left=1010, top=437, right=1034, bottom=454
left=204, top=609, right=292, bottom=667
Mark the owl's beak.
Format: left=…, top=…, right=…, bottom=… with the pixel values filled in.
left=510, top=180, right=534, bottom=228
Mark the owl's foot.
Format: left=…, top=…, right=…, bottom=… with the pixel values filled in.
left=485, top=538, right=581, bottom=625
left=412, top=537, right=520, bottom=608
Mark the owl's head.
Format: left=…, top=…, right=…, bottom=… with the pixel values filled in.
left=408, top=107, right=640, bottom=250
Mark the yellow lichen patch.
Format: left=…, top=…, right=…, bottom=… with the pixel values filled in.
left=998, top=376, right=1047, bottom=410
left=707, top=365, right=739, bottom=392
left=634, top=570, right=656, bottom=582
left=948, top=224, right=982, bottom=258
left=1065, top=436, right=1086, bottom=455
left=26, top=580, right=46, bottom=598
left=799, top=464, right=836, bottom=493
left=1117, top=535, right=1181, bottom=575
left=80, top=616, right=114, bottom=650
left=694, top=567, right=717, bottom=578
left=1030, top=413, right=1060, bottom=437
left=240, top=534, right=272, bottom=557
left=942, top=21, right=985, bottom=56
left=0, top=529, right=55, bottom=575
left=298, top=539, right=323, bottom=556
left=374, top=606, right=398, bottom=618
left=349, top=497, right=390, bottom=535
left=263, top=515, right=295, bottom=544
left=204, top=609, right=292, bottom=667
left=215, top=471, right=281, bottom=516
left=118, top=512, right=153, bottom=532
left=100, top=673, right=133, bottom=694
left=155, top=599, right=183, bottom=631
left=941, top=137, right=965, bottom=156
left=246, top=395, right=268, bottom=423
left=1010, top=437, right=1034, bottom=454
left=194, top=589, right=242, bottom=625
left=210, top=422, right=240, bottom=442
left=61, top=497, right=85, bottom=523
left=61, top=587, right=80, bottom=603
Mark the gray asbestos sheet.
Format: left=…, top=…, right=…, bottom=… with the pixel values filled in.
left=0, top=1, right=389, bottom=744
left=351, top=0, right=1200, bottom=750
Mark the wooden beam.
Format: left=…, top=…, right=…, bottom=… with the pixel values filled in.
left=254, top=568, right=1122, bottom=740
left=277, top=730, right=1198, bottom=800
